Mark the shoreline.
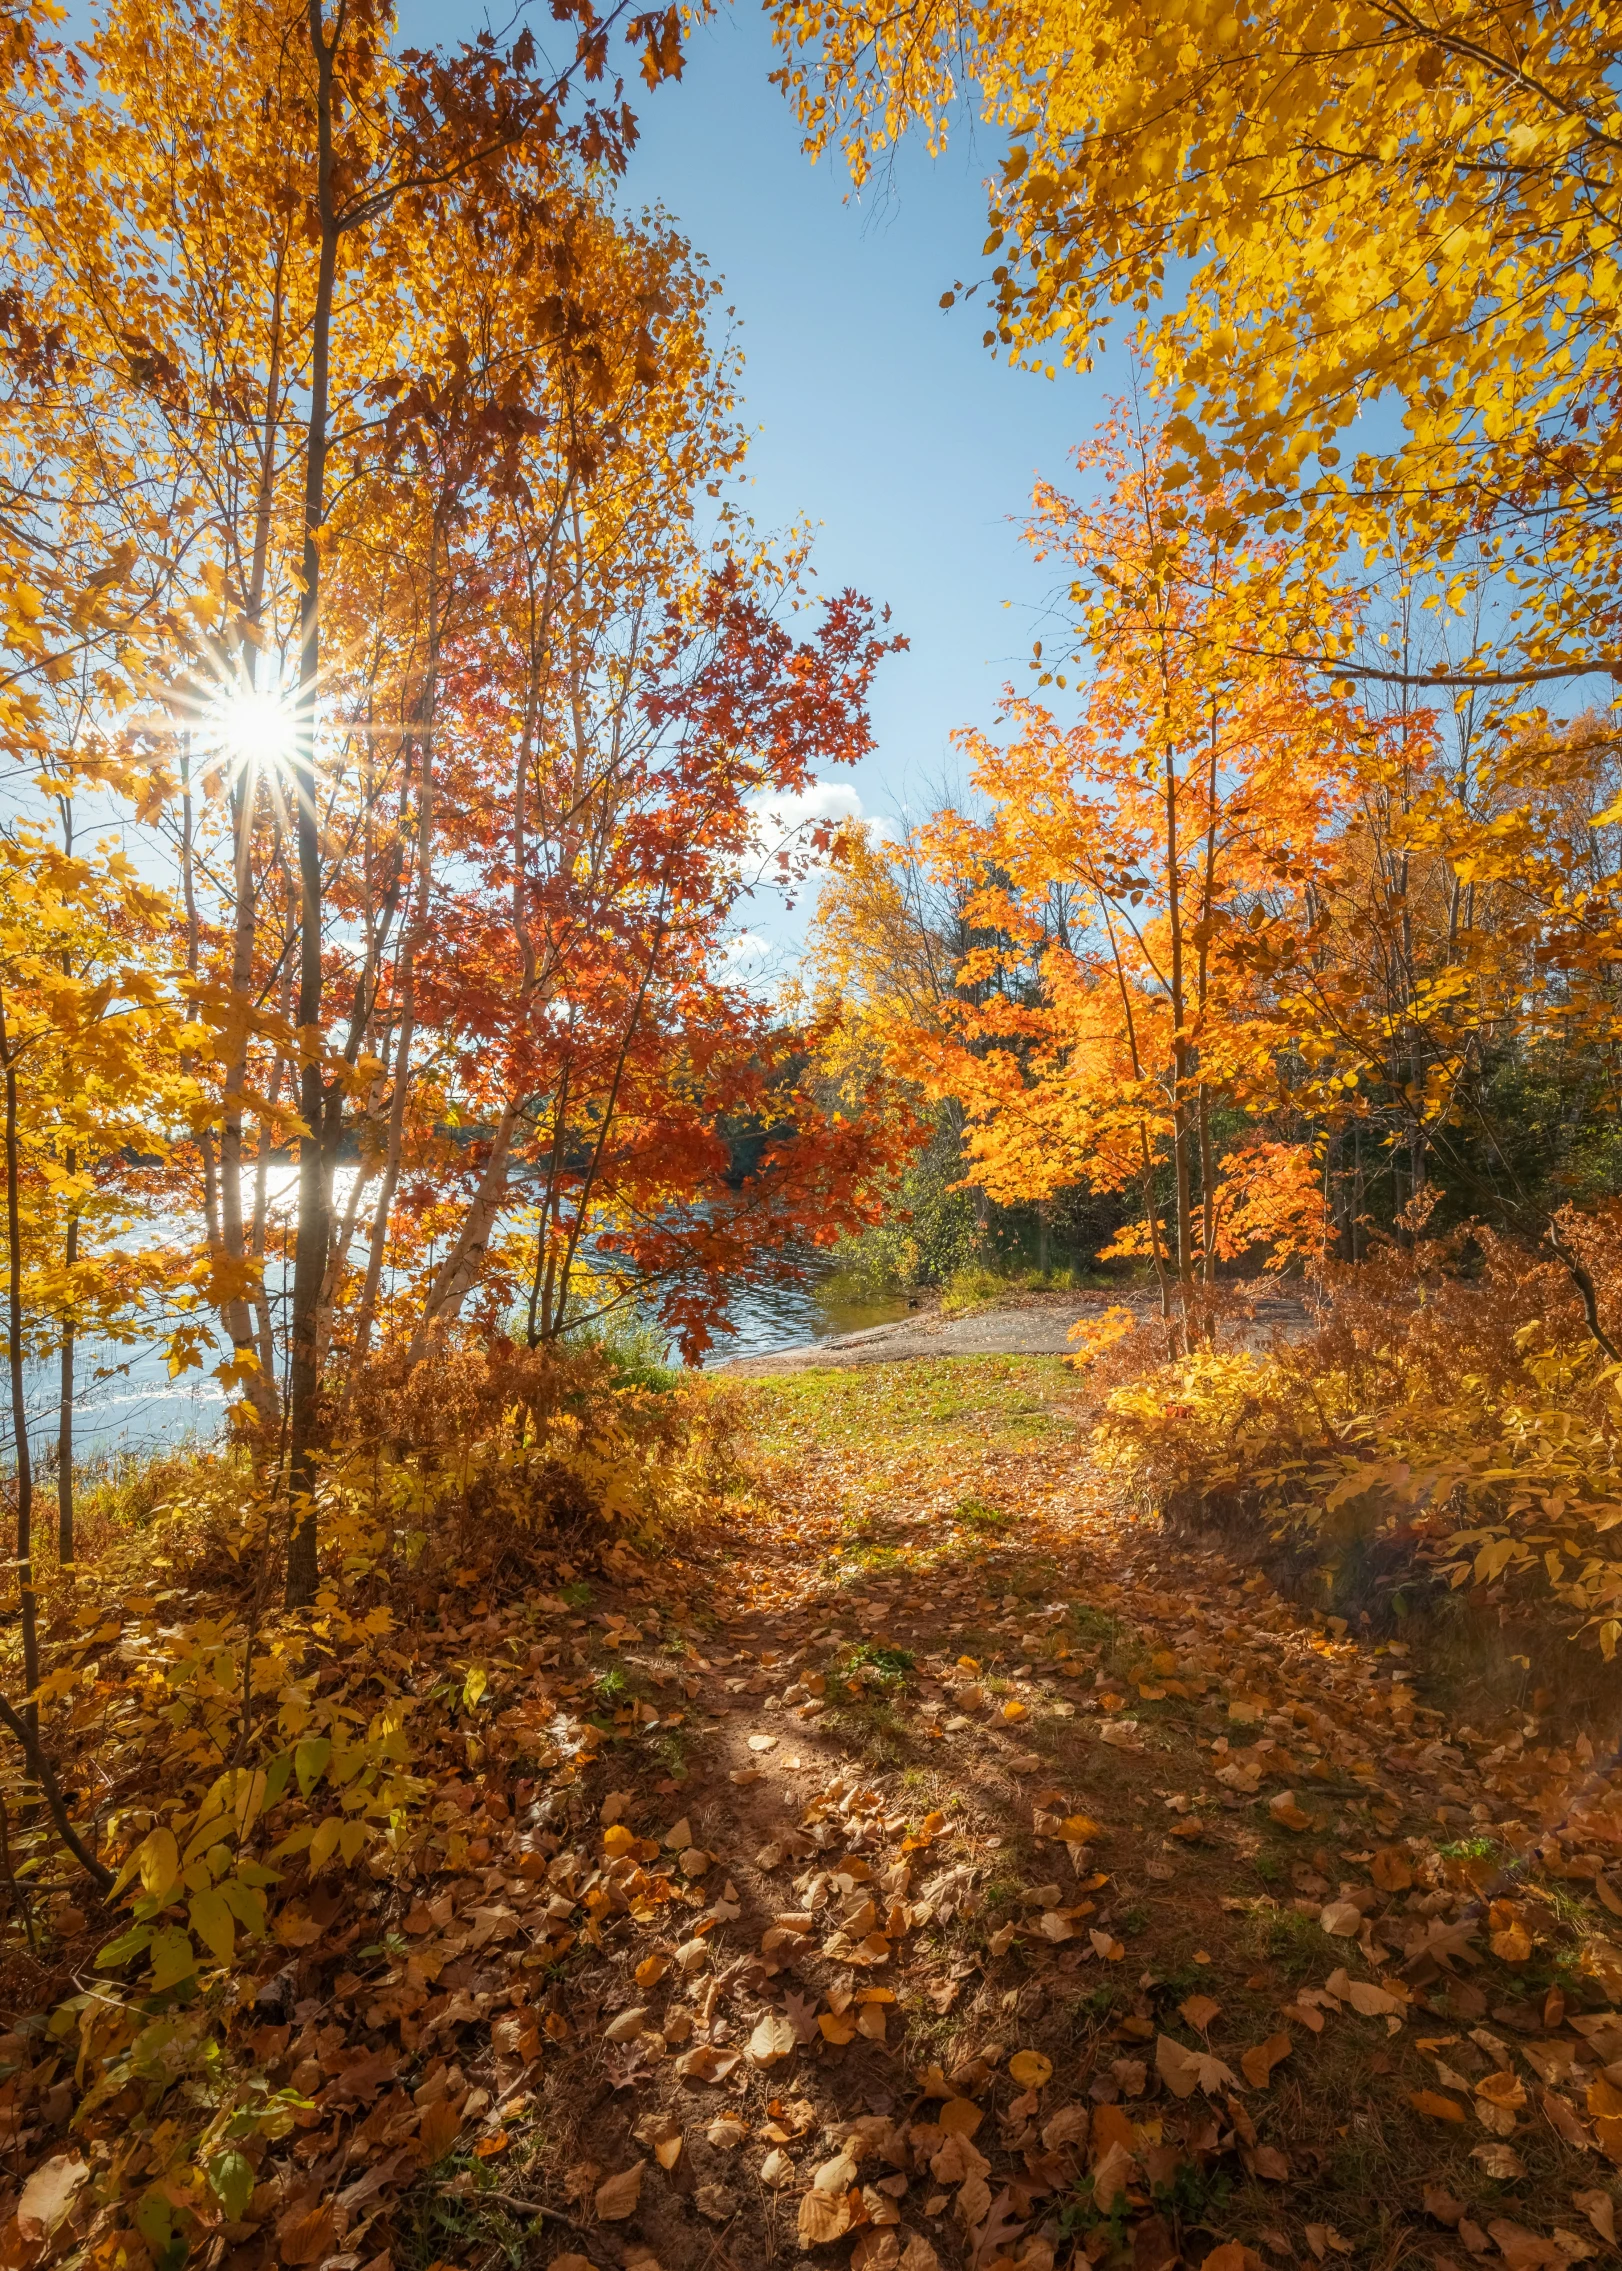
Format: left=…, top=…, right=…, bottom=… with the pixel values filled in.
left=711, top=1280, right=1312, bottom=1374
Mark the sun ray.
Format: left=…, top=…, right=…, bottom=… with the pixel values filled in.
left=210, top=684, right=298, bottom=778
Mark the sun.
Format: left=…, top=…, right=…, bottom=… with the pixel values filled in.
left=212, top=685, right=299, bottom=775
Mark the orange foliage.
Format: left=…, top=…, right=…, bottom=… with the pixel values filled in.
left=876, top=418, right=1360, bottom=1332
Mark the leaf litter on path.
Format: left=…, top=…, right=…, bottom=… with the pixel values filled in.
left=11, top=1355, right=1622, bottom=2271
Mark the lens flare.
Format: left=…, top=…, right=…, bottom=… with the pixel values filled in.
left=213, top=686, right=298, bottom=775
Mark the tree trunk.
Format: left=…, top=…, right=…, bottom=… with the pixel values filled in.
left=407, top=1100, right=524, bottom=1355
left=220, top=780, right=278, bottom=1424
left=1161, top=733, right=1195, bottom=1348
left=57, top=1188, right=74, bottom=1567
left=0, top=992, right=39, bottom=1720
left=285, top=0, right=341, bottom=1609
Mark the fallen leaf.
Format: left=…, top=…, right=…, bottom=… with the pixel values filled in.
left=1092, top=2140, right=1133, bottom=2213
left=1487, top=2222, right=1563, bottom=2271
left=603, top=2006, right=650, bottom=2042
left=748, top=2012, right=797, bottom=2067
left=1268, top=1791, right=1313, bottom=1831
left=1009, top=2049, right=1052, bottom=2089
left=1345, top=1979, right=1403, bottom=2018
left=596, top=2162, right=645, bottom=2221
left=1240, top=2033, right=1293, bottom=2088
left=1425, top=2189, right=1466, bottom=2227
left=633, top=2111, right=683, bottom=2171
left=930, top=2133, right=990, bottom=2186
left=1573, top=2192, right=1617, bottom=2244
left=798, top=2155, right=857, bottom=2245
left=1135, top=2216, right=1178, bottom=2271
left=1156, top=2032, right=1241, bottom=2098
left=18, top=2159, right=89, bottom=2243
left=1304, top=2228, right=1354, bottom=2259
left=1282, top=1998, right=1326, bottom=2033
left=955, top=2172, right=992, bottom=2229
left=1043, top=2103, right=1089, bottom=2152
left=1476, top=2069, right=1527, bottom=2112
left=1469, top=2144, right=1528, bottom=2180
left=760, top=2148, right=796, bottom=2187
left=1320, top=1901, right=1363, bottom=1937
left=675, top=2044, right=740, bottom=2082
left=1410, top=2090, right=1468, bottom=2122
left=417, top=2099, right=462, bottom=2161
left=278, top=2206, right=338, bottom=2266
left=1179, top=1994, right=1222, bottom=2035
left=1553, top=2230, right=1598, bottom=2265
left=1372, top=1847, right=1414, bottom=1891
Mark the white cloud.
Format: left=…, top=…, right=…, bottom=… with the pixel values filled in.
left=746, top=781, right=895, bottom=862
left=748, top=780, right=864, bottom=847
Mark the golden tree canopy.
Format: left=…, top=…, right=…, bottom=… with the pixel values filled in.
left=769, top=0, right=1622, bottom=684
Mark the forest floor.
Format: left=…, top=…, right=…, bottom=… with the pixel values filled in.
left=13, top=1355, right=1622, bottom=2271
left=342, top=1355, right=1622, bottom=2271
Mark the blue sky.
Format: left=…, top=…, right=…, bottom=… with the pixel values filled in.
left=609, top=8, right=1123, bottom=970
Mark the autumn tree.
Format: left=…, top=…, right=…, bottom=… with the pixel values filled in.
left=0, top=830, right=192, bottom=1718
left=873, top=424, right=1360, bottom=1337
left=0, top=0, right=906, bottom=1615
left=808, top=814, right=1045, bottom=1273
left=769, top=0, right=1622, bottom=695
left=4, top=0, right=710, bottom=1600
left=1266, top=700, right=1622, bottom=1276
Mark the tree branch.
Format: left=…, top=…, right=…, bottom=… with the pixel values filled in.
left=0, top=1690, right=114, bottom=1895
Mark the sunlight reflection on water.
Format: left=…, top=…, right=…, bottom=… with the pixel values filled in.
left=14, top=1206, right=906, bottom=1459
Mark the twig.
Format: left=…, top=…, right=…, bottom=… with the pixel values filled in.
left=227, top=1489, right=281, bottom=1773
left=0, top=1691, right=113, bottom=1893
left=1545, top=1223, right=1622, bottom=1363
left=0, top=1788, right=35, bottom=1951
left=482, top=2194, right=592, bottom=2233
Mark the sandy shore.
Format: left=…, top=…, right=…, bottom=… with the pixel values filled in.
left=712, top=1281, right=1312, bottom=1374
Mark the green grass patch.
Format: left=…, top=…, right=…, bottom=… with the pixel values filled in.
left=397, top=2153, right=534, bottom=2271
left=953, top=1495, right=1012, bottom=1533
left=744, top=1356, right=1075, bottom=1463
left=844, top=1641, right=916, bottom=1683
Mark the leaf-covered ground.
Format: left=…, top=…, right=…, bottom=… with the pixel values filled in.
left=10, top=1355, right=1622, bottom=2271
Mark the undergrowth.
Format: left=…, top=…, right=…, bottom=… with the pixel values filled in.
left=1080, top=1211, right=1622, bottom=1685
left=0, top=1334, right=742, bottom=2271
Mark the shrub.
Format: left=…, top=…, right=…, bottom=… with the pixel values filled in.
left=1088, top=1215, right=1622, bottom=1659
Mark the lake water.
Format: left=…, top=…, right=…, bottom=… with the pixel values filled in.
left=12, top=1217, right=907, bottom=1465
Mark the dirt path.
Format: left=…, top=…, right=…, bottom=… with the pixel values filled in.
left=390, top=1358, right=1621, bottom=2271
left=713, top=1289, right=1311, bottom=1376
